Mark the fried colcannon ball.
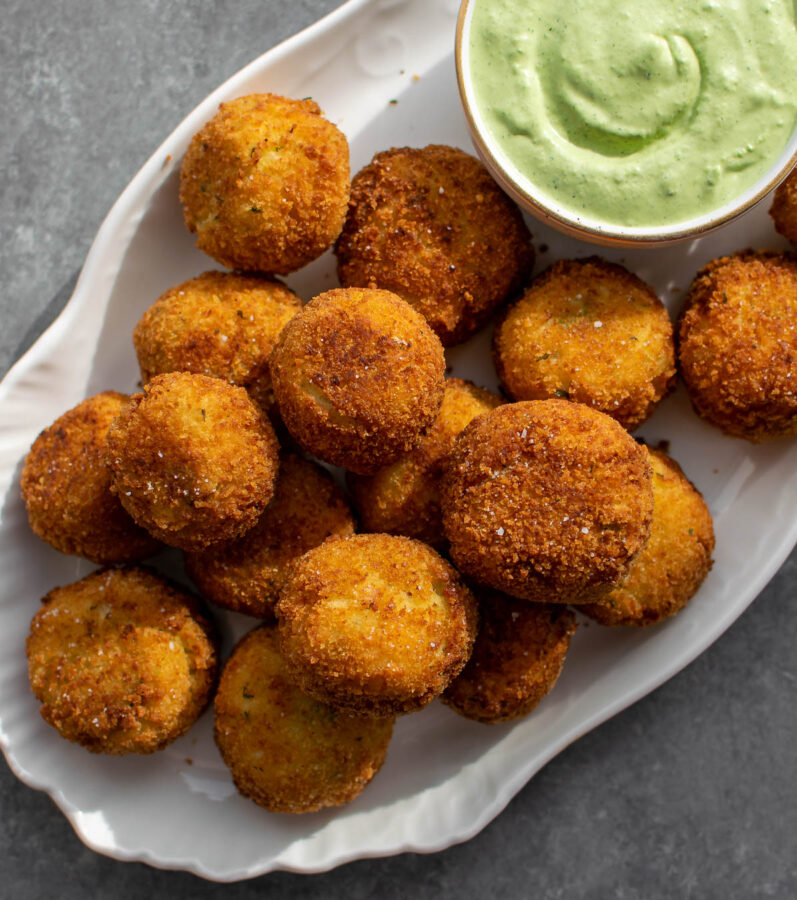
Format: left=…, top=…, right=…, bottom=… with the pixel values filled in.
left=185, top=453, right=355, bottom=618
left=770, top=168, right=797, bottom=247
left=270, top=287, right=445, bottom=475
left=215, top=625, right=394, bottom=813
left=133, top=270, right=302, bottom=415
left=20, top=392, right=161, bottom=564
left=443, top=590, right=576, bottom=724
left=180, top=93, right=350, bottom=274
left=581, top=449, right=715, bottom=627
left=348, top=378, right=502, bottom=548
left=441, top=400, right=654, bottom=604
left=26, top=567, right=218, bottom=754
left=494, top=258, right=676, bottom=431
left=678, top=251, right=797, bottom=441
left=276, top=534, right=479, bottom=716
left=107, top=373, right=279, bottom=551
left=336, top=144, right=533, bottom=345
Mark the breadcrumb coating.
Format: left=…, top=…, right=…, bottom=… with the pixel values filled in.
left=443, top=590, right=576, bottom=723
left=348, top=378, right=502, bottom=548
left=185, top=453, right=354, bottom=618
left=678, top=250, right=797, bottom=441
left=180, top=93, right=350, bottom=274
left=494, top=257, right=675, bottom=431
left=107, top=373, right=279, bottom=551
left=581, top=448, right=714, bottom=626
left=133, top=270, right=301, bottom=415
left=214, top=625, right=394, bottom=814
left=26, top=567, right=217, bottom=754
left=441, top=400, right=654, bottom=603
left=270, top=287, right=445, bottom=475
left=21, top=392, right=161, bottom=564
left=336, top=144, right=533, bottom=345
left=769, top=168, right=797, bottom=248
left=276, top=534, right=478, bottom=716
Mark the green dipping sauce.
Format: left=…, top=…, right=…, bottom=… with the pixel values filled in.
left=468, top=0, right=797, bottom=227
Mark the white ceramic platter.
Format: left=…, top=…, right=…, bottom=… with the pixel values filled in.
left=1, top=0, right=796, bottom=882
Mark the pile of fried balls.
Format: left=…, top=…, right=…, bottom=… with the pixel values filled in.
left=21, top=93, right=797, bottom=814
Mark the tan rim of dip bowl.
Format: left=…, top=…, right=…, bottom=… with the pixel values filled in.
left=455, top=0, right=797, bottom=248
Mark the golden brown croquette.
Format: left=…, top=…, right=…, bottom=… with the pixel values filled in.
left=185, top=453, right=355, bottom=618
left=133, top=270, right=302, bottom=414
left=678, top=250, right=797, bottom=441
left=493, top=258, right=676, bottom=431
left=26, top=567, right=217, bottom=754
left=20, top=392, right=161, bottom=564
left=441, top=400, right=654, bottom=604
left=180, top=94, right=350, bottom=274
left=214, top=625, right=394, bottom=814
left=270, top=287, right=446, bottom=475
left=348, top=378, right=502, bottom=548
left=276, top=534, right=478, bottom=717
left=107, top=373, right=279, bottom=551
left=581, top=448, right=715, bottom=627
left=442, top=590, right=576, bottom=723
left=335, top=144, right=533, bottom=345
left=769, top=168, right=797, bottom=247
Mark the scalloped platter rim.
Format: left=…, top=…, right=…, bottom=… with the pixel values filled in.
left=1, top=0, right=796, bottom=882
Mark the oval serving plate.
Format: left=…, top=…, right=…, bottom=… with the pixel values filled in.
left=1, top=0, right=796, bottom=882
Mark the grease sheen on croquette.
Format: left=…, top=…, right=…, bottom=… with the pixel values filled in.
left=581, top=448, right=715, bottom=627
left=107, top=373, right=279, bottom=551
left=21, top=392, right=161, bottom=564
left=276, top=534, right=479, bottom=716
left=270, top=287, right=446, bottom=475
left=348, top=378, right=502, bottom=548
left=336, top=144, right=533, bottom=345
left=180, top=93, right=350, bottom=274
left=494, top=257, right=676, bottom=431
left=185, top=453, right=355, bottom=618
left=133, top=270, right=302, bottom=414
left=26, top=567, right=217, bottom=754
left=441, top=400, right=654, bottom=603
left=678, top=250, right=797, bottom=441
left=214, top=626, right=394, bottom=814
left=443, top=589, right=576, bottom=724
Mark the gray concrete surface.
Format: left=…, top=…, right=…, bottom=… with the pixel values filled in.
left=1, top=1, right=795, bottom=897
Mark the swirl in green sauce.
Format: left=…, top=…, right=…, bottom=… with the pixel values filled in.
left=468, top=0, right=797, bottom=226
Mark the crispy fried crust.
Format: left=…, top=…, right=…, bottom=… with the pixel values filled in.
left=180, top=93, right=350, bottom=274
left=493, top=257, right=676, bottom=431
left=348, top=378, right=502, bottom=548
left=581, top=448, right=715, bottom=626
left=133, top=270, right=302, bottom=414
left=214, top=625, right=394, bottom=813
left=107, top=373, right=279, bottom=551
left=20, top=392, right=161, bottom=564
left=185, top=453, right=355, bottom=618
left=770, top=169, right=797, bottom=248
left=270, top=287, right=445, bottom=475
left=441, top=400, right=654, bottom=603
left=26, top=567, right=218, bottom=754
left=442, top=590, right=576, bottom=723
left=335, top=144, right=533, bottom=345
left=678, top=250, right=797, bottom=441
left=276, top=534, right=479, bottom=716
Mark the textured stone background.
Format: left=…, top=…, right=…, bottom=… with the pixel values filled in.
left=1, top=1, right=795, bottom=896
